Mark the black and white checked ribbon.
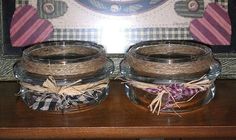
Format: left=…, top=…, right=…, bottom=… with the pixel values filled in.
left=18, top=87, right=107, bottom=111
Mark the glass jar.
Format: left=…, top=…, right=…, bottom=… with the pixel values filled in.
left=14, top=41, right=114, bottom=113
left=120, top=41, right=221, bottom=114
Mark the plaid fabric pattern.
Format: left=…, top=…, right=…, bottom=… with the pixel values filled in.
left=20, top=88, right=105, bottom=111
left=49, top=28, right=99, bottom=42
left=16, top=0, right=29, bottom=5
left=216, top=0, right=228, bottom=8
left=49, top=28, right=192, bottom=43
left=125, top=28, right=192, bottom=43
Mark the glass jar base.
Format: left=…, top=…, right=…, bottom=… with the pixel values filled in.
left=125, top=84, right=215, bottom=113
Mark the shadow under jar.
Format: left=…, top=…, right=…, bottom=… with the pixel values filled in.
left=120, top=41, right=221, bottom=114
left=14, top=41, right=114, bottom=113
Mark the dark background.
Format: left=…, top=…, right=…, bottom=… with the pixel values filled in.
left=1, top=0, right=236, bottom=56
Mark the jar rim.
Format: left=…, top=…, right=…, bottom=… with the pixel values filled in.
left=127, top=40, right=212, bottom=63
left=23, top=41, right=105, bottom=64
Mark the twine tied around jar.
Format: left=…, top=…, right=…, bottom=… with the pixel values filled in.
left=18, top=76, right=109, bottom=111
left=126, top=42, right=214, bottom=77
left=119, top=75, right=213, bottom=115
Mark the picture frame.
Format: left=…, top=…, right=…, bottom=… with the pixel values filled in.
left=1, top=0, right=236, bottom=80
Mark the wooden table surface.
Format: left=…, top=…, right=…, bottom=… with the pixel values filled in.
left=0, top=80, right=236, bottom=139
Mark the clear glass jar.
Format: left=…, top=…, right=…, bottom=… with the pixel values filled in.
left=120, top=41, right=221, bottom=114
left=14, top=41, right=114, bottom=113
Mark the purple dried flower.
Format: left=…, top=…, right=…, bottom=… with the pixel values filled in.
left=145, top=88, right=161, bottom=93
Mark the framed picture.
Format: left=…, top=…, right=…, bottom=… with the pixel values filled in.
left=1, top=0, right=236, bottom=80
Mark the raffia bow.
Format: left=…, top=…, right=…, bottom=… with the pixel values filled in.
left=20, top=76, right=109, bottom=96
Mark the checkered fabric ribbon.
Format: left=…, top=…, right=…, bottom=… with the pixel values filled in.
left=17, top=76, right=109, bottom=112
left=18, top=88, right=106, bottom=111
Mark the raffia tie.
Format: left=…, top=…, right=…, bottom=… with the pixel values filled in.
left=121, top=75, right=213, bottom=115
left=20, top=76, right=109, bottom=96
